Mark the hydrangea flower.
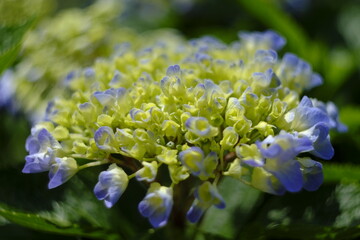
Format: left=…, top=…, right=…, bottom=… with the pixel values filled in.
left=138, top=183, right=173, bottom=228
left=187, top=181, right=225, bottom=223
left=256, top=131, right=313, bottom=193
left=179, top=147, right=218, bottom=180
left=23, top=30, right=346, bottom=227
left=136, top=161, right=158, bottom=182
left=94, top=164, right=129, bottom=208
left=48, top=157, right=78, bottom=189
left=22, top=128, right=61, bottom=173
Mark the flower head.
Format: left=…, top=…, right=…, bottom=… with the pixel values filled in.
left=22, top=29, right=345, bottom=228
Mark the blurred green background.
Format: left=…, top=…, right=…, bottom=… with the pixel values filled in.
left=1, top=0, right=360, bottom=239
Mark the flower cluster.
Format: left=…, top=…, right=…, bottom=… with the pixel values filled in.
left=0, top=0, right=135, bottom=121
left=23, top=30, right=345, bottom=228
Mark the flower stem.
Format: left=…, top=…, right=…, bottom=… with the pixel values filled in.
left=219, top=146, right=225, bottom=171
left=78, top=160, right=108, bottom=170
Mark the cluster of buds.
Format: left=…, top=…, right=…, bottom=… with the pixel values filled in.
left=0, top=0, right=137, bottom=121
left=23, top=30, right=345, bottom=228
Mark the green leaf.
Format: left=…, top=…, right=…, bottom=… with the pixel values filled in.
left=0, top=18, right=34, bottom=74
left=239, top=182, right=360, bottom=240
left=199, top=177, right=263, bottom=239
left=0, top=202, right=118, bottom=239
left=0, top=166, right=140, bottom=239
left=323, top=164, right=360, bottom=183
left=256, top=224, right=360, bottom=240
left=38, top=175, right=141, bottom=239
left=0, top=224, right=79, bottom=240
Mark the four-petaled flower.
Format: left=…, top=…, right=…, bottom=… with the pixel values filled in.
left=138, top=183, right=173, bottom=228
left=187, top=181, right=225, bottom=223
left=94, top=164, right=129, bottom=208
left=23, top=128, right=60, bottom=173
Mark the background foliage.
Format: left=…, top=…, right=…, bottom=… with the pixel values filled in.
left=1, top=0, right=360, bottom=239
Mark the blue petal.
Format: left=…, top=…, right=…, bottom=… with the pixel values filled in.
left=179, top=146, right=204, bottom=159
left=292, top=105, right=330, bottom=131
left=94, top=126, right=116, bottom=151
left=105, top=186, right=122, bottom=208
left=48, top=158, right=77, bottom=189
left=282, top=53, right=299, bottom=67
left=166, top=65, right=181, bottom=76
left=298, top=158, right=323, bottom=191
left=94, top=182, right=108, bottom=200
left=311, top=137, right=334, bottom=160
left=195, top=52, right=212, bottom=62
left=37, top=129, right=55, bottom=149
left=48, top=170, right=66, bottom=189
left=109, top=70, right=122, bottom=87
left=214, top=200, right=226, bottom=209
left=252, top=72, right=271, bottom=87
left=104, top=198, right=116, bottom=208
left=207, top=185, right=226, bottom=209
left=251, top=167, right=286, bottom=195
left=336, top=122, right=348, bottom=133
left=299, top=96, right=313, bottom=107
left=267, top=160, right=303, bottom=192
left=189, top=36, right=225, bottom=51
left=178, top=147, right=204, bottom=174
left=23, top=151, right=53, bottom=173
left=63, top=71, right=76, bottom=84
left=303, top=172, right=323, bottom=191
left=255, top=50, right=278, bottom=63
left=186, top=204, right=205, bottom=223
left=185, top=117, right=212, bottom=136
left=238, top=30, right=286, bottom=50
left=78, top=102, right=93, bottom=112
left=309, top=73, right=323, bottom=89
left=129, top=108, right=149, bottom=123
left=0, top=70, right=16, bottom=109
left=138, top=184, right=173, bottom=228
left=25, top=136, right=40, bottom=155
left=325, top=102, right=348, bottom=133
left=264, top=30, right=286, bottom=50
left=302, top=123, right=334, bottom=160
left=94, top=165, right=128, bottom=208
left=84, top=67, right=95, bottom=78
left=22, top=161, right=45, bottom=173
left=148, top=209, right=170, bottom=228
left=98, top=170, right=115, bottom=186
left=258, top=132, right=313, bottom=162
left=294, top=137, right=314, bottom=153
left=113, top=88, right=126, bottom=98
left=138, top=199, right=156, bottom=217
left=93, top=91, right=115, bottom=107
left=259, top=143, right=282, bottom=159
